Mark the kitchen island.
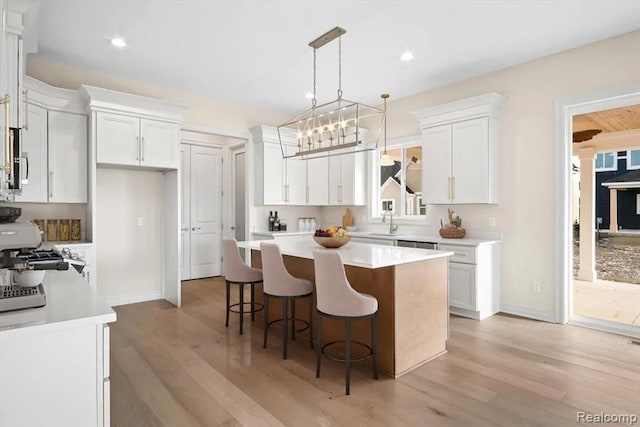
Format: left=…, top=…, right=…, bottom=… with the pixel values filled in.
left=0, top=269, right=115, bottom=427
left=238, top=238, right=453, bottom=378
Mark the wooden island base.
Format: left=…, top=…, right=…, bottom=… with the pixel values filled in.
left=251, top=250, right=449, bottom=378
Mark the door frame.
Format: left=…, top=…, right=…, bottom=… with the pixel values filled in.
left=555, top=81, right=640, bottom=337
left=225, top=142, right=248, bottom=242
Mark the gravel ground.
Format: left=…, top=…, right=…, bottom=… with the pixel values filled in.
left=573, top=239, right=640, bottom=285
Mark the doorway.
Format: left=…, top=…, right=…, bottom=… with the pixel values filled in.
left=557, top=84, right=640, bottom=339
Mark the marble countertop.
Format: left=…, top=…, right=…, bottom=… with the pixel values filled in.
left=0, top=269, right=116, bottom=335
left=238, top=237, right=454, bottom=269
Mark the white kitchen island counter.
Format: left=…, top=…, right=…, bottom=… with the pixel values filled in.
left=0, top=269, right=115, bottom=427
left=240, top=237, right=453, bottom=378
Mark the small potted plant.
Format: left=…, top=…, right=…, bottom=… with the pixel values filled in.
left=439, top=209, right=466, bottom=238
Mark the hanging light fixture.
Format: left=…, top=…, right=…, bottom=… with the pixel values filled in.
left=378, top=93, right=394, bottom=166
left=277, top=27, right=385, bottom=160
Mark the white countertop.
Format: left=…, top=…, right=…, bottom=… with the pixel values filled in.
left=238, top=237, right=453, bottom=269
left=0, top=269, right=116, bottom=335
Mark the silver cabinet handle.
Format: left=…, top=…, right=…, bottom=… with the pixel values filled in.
left=141, top=136, right=145, bottom=161
left=49, top=171, right=54, bottom=198
left=22, top=89, right=28, bottom=131
left=181, top=227, right=189, bottom=231
left=136, top=136, right=140, bottom=161
left=448, top=177, right=452, bottom=200
left=452, top=176, right=455, bottom=200
left=191, top=227, right=201, bottom=231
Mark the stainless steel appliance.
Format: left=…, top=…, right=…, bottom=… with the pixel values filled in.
left=0, top=215, right=69, bottom=313
left=397, top=240, right=438, bottom=250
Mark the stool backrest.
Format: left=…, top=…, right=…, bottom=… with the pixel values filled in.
left=313, top=250, right=374, bottom=317
left=222, top=238, right=255, bottom=282
left=260, top=242, right=298, bottom=294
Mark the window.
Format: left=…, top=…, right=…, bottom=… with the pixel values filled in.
left=628, top=149, right=640, bottom=170
left=373, top=142, right=424, bottom=218
left=595, top=152, right=616, bottom=171
left=637, top=194, right=640, bottom=215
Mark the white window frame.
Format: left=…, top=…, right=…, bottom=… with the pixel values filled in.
left=595, top=152, right=617, bottom=172
left=637, top=194, right=640, bottom=215
left=369, top=135, right=427, bottom=223
left=627, top=149, right=640, bottom=170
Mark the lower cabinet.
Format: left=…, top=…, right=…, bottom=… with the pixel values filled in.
left=180, top=143, right=222, bottom=280
left=440, top=242, right=501, bottom=320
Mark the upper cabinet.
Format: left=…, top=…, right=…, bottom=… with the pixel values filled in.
left=413, top=92, right=504, bottom=205
left=48, top=111, right=88, bottom=203
left=81, top=85, right=186, bottom=171
left=328, top=152, right=366, bottom=206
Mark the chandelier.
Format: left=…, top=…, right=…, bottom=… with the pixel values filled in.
left=277, top=27, right=385, bottom=160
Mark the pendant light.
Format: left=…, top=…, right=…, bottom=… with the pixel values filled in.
left=378, top=94, right=394, bottom=166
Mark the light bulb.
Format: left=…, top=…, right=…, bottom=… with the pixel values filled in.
left=378, top=152, right=394, bottom=166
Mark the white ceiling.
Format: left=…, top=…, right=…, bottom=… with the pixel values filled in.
left=34, top=1, right=640, bottom=116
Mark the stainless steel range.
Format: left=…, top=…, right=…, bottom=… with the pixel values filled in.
left=0, top=207, right=69, bottom=313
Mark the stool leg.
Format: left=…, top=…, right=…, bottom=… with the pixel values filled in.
left=239, top=284, right=244, bottom=335
left=225, top=281, right=230, bottom=328
left=251, top=283, right=256, bottom=322
left=345, top=318, right=351, bottom=395
left=263, top=294, right=269, bottom=349
left=372, top=314, right=378, bottom=380
left=316, top=312, right=322, bottom=378
left=291, top=297, right=296, bottom=341
left=308, top=295, right=314, bottom=349
left=282, top=297, right=288, bottom=359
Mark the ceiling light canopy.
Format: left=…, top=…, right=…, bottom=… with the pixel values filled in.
left=277, top=26, right=385, bottom=160
left=111, top=37, right=126, bottom=47
left=401, top=51, right=414, bottom=61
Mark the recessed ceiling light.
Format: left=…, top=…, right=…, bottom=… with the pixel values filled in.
left=111, top=37, right=127, bottom=47
left=401, top=51, right=414, bottom=61
left=305, top=92, right=314, bottom=99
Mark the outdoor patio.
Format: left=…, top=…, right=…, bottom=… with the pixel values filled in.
left=574, top=278, right=640, bottom=326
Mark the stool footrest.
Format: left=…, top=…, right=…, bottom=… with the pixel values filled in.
left=321, top=340, right=374, bottom=364
left=228, top=302, right=264, bottom=314
left=266, top=317, right=310, bottom=334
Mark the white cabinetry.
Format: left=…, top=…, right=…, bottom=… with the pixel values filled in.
left=14, top=103, right=47, bottom=202
left=439, top=242, right=501, bottom=320
left=96, top=112, right=179, bottom=169
left=180, top=143, right=222, bottom=280
left=328, top=152, right=366, bottom=205
left=414, top=92, right=504, bottom=204
left=49, top=111, right=88, bottom=203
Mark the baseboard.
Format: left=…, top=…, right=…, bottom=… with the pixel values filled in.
left=107, top=291, right=163, bottom=307
left=570, top=315, right=640, bottom=339
left=500, top=303, right=556, bottom=323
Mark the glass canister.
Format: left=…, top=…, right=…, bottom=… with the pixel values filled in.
left=46, top=219, right=58, bottom=242
left=59, top=219, right=70, bottom=241
left=32, top=219, right=45, bottom=237
left=71, top=219, right=81, bottom=241
left=310, top=218, right=317, bottom=231
left=303, top=218, right=310, bottom=231
left=298, top=218, right=305, bottom=232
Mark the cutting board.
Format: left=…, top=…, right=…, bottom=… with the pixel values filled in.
left=342, top=208, right=353, bottom=228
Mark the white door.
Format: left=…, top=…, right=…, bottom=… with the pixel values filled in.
left=422, top=124, right=452, bottom=204
left=48, top=111, right=87, bottom=203
left=307, top=156, right=328, bottom=205
left=189, top=145, right=222, bottom=279
left=140, top=119, right=179, bottom=169
left=180, top=145, right=191, bottom=281
left=285, top=145, right=306, bottom=204
left=452, top=117, right=489, bottom=203
left=15, top=104, right=47, bottom=202
left=233, top=149, right=246, bottom=241
left=262, top=142, right=286, bottom=204
left=96, top=112, right=139, bottom=166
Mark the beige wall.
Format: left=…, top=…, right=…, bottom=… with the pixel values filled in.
left=384, top=30, right=640, bottom=315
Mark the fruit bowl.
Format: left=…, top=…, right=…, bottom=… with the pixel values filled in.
left=312, top=236, right=351, bottom=248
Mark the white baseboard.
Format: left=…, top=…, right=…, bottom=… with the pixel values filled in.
left=570, top=315, right=640, bottom=339
left=107, top=291, right=162, bottom=307
left=500, top=303, right=556, bottom=323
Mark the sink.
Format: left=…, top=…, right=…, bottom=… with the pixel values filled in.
left=367, top=232, right=400, bottom=237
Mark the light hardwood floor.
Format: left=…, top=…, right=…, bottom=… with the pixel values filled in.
left=110, top=277, right=640, bottom=427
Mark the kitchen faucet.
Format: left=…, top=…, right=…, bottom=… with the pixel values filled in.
left=381, top=210, right=399, bottom=234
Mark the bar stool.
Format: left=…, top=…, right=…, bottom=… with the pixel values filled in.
left=260, top=242, right=314, bottom=359
left=222, top=238, right=264, bottom=335
left=313, top=250, right=378, bottom=395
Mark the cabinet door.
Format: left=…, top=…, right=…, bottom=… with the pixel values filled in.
left=190, top=145, right=222, bottom=278
left=48, top=111, right=87, bottom=203
left=5, top=33, right=20, bottom=127
left=96, top=112, right=139, bottom=166
left=422, top=125, right=451, bottom=204
left=340, top=152, right=366, bottom=205
left=306, top=156, right=328, bottom=205
left=180, top=145, right=191, bottom=280
left=285, top=145, right=306, bottom=205
left=328, top=155, right=341, bottom=205
left=261, top=142, right=286, bottom=204
left=449, top=262, right=476, bottom=311
left=140, top=118, right=179, bottom=169
left=452, top=117, right=489, bottom=203
left=14, top=104, right=47, bottom=202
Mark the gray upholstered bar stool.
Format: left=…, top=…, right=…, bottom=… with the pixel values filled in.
left=222, top=238, right=264, bottom=335
left=260, top=242, right=314, bottom=359
left=313, top=249, right=378, bottom=395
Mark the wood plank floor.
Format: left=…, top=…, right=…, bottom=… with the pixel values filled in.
left=110, top=277, right=640, bottom=427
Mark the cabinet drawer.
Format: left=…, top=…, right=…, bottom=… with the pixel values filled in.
left=439, top=243, right=476, bottom=264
